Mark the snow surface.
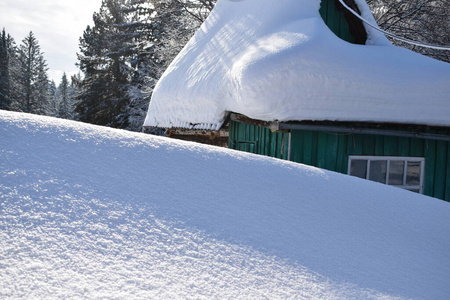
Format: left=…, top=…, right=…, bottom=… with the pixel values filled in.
left=2, top=110, right=450, bottom=299
left=144, top=0, right=450, bottom=130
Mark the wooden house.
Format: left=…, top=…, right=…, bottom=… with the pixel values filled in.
left=228, top=115, right=450, bottom=201
left=144, top=0, right=450, bottom=201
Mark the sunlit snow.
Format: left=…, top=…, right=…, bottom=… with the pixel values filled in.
left=1, top=110, right=450, bottom=299
left=144, top=0, right=450, bottom=130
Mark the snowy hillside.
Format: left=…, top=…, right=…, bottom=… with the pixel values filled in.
left=1, top=110, right=450, bottom=299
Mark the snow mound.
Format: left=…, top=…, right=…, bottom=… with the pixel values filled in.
left=2, top=110, right=450, bottom=299
left=144, top=0, right=450, bottom=130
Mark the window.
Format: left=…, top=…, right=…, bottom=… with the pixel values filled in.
left=348, top=156, right=425, bottom=193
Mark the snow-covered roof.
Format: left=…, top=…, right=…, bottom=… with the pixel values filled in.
left=144, top=0, right=450, bottom=130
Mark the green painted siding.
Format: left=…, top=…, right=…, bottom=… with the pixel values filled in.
left=319, top=0, right=357, bottom=44
left=291, top=129, right=450, bottom=201
left=291, top=131, right=450, bottom=201
left=229, top=121, right=450, bottom=201
left=228, top=121, right=289, bottom=160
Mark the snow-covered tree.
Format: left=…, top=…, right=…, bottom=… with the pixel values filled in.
left=15, top=32, right=50, bottom=114
left=47, top=80, right=59, bottom=116
left=58, top=73, right=71, bottom=119
left=76, top=0, right=216, bottom=131
left=0, top=29, right=16, bottom=110
left=76, top=0, right=157, bottom=130
left=368, top=0, right=450, bottom=62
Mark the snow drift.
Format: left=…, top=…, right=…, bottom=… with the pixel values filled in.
left=144, top=0, right=450, bottom=130
left=1, top=110, right=450, bottom=299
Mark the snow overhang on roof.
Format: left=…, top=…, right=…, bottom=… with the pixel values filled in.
left=144, top=0, right=450, bottom=130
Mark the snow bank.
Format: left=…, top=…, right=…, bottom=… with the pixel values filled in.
left=1, top=110, right=450, bottom=299
left=144, top=0, right=450, bottom=130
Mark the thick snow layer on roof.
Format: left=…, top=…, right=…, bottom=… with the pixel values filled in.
left=2, top=110, right=450, bottom=299
left=144, top=0, right=450, bottom=130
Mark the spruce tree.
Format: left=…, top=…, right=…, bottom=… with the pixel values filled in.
left=0, top=29, right=14, bottom=110
left=16, top=32, right=49, bottom=114
left=47, top=80, right=59, bottom=116
left=76, top=0, right=216, bottom=131
left=58, top=73, right=70, bottom=119
left=76, top=0, right=155, bottom=129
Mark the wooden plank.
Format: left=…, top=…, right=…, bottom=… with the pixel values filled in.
left=228, top=121, right=235, bottom=149
left=262, top=126, right=269, bottom=155
left=168, top=128, right=229, bottom=137
left=325, top=132, right=339, bottom=170
left=294, top=131, right=304, bottom=164
left=398, top=136, right=410, bottom=156
left=284, top=132, right=290, bottom=160
left=424, top=139, right=436, bottom=197
left=281, top=132, right=287, bottom=159
left=274, top=132, right=281, bottom=159
left=349, top=134, right=363, bottom=155
left=336, top=134, right=349, bottom=174
left=409, top=137, right=424, bottom=157
left=433, top=134, right=447, bottom=200
left=269, top=129, right=277, bottom=157
left=362, top=134, right=375, bottom=155
left=245, top=122, right=250, bottom=141
left=383, top=136, right=398, bottom=155
left=374, top=135, right=384, bottom=156
left=255, top=125, right=261, bottom=154
left=289, top=131, right=300, bottom=163
left=302, top=131, right=315, bottom=165
left=316, top=132, right=328, bottom=168
left=316, top=132, right=327, bottom=168
left=328, top=0, right=341, bottom=37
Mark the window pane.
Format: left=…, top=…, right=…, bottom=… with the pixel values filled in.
left=389, top=160, right=405, bottom=185
left=350, top=160, right=367, bottom=179
left=406, top=161, right=421, bottom=186
left=369, top=160, right=387, bottom=183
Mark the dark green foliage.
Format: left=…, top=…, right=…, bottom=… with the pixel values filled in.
left=0, top=29, right=14, bottom=110
left=58, top=73, right=70, bottom=118
left=76, top=0, right=157, bottom=129
left=15, top=32, right=49, bottom=114
left=75, top=0, right=216, bottom=131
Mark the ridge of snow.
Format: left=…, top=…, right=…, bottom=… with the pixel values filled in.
left=2, top=110, right=450, bottom=299
left=353, top=0, right=391, bottom=45
left=144, top=0, right=450, bottom=130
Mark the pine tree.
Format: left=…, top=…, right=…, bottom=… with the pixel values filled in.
left=76, top=0, right=216, bottom=131
left=0, top=29, right=15, bottom=110
left=47, top=80, right=59, bottom=116
left=16, top=32, right=50, bottom=114
left=58, top=73, right=71, bottom=119
left=33, top=55, right=50, bottom=115
left=76, top=0, right=155, bottom=129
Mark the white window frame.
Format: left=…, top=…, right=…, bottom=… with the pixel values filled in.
left=348, top=156, right=425, bottom=194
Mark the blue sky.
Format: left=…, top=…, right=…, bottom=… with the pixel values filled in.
left=0, top=0, right=102, bottom=82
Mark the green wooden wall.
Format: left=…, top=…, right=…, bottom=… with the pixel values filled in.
left=319, top=0, right=358, bottom=44
left=228, top=121, right=450, bottom=201
left=290, top=129, right=450, bottom=201
left=228, top=121, right=289, bottom=160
